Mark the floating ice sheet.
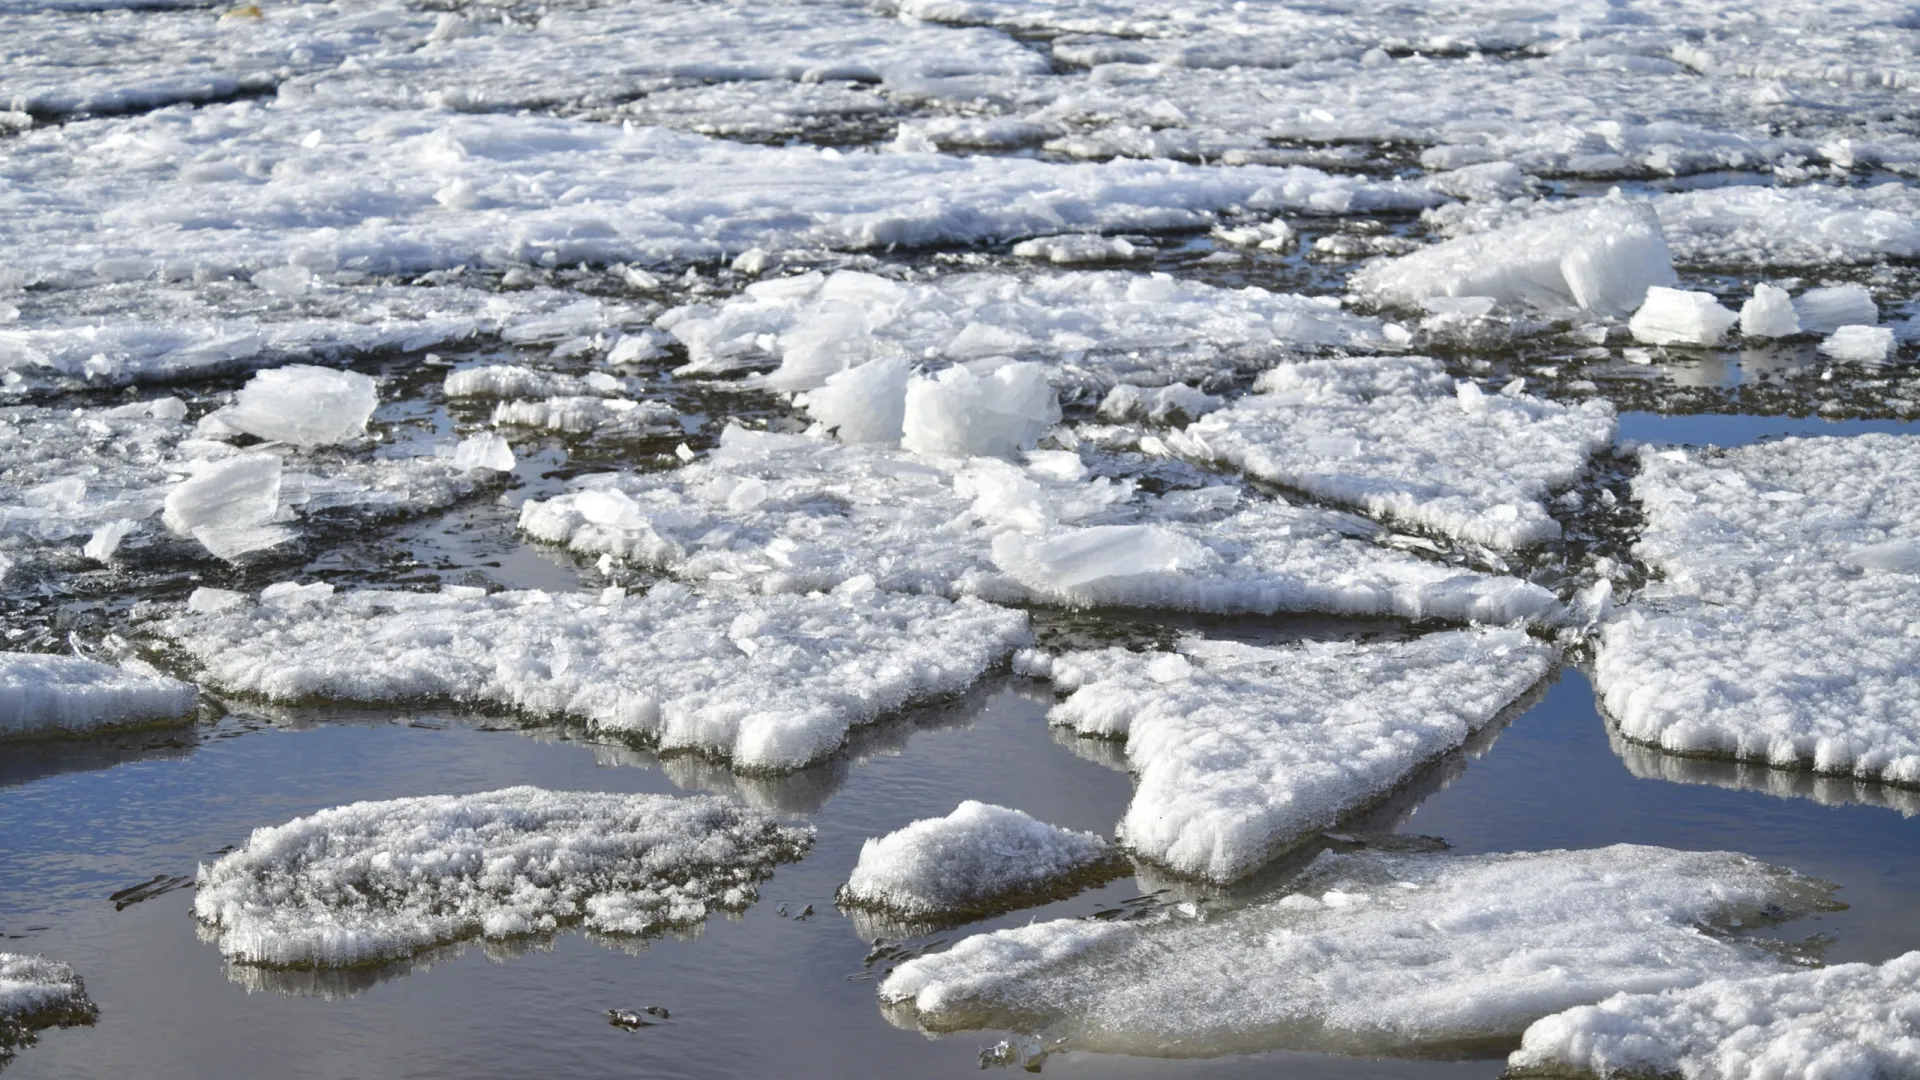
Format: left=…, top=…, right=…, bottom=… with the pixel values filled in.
left=0, top=953, right=96, bottom=1063
left=1511, top=951, right=1920, bottom=1080
left=518, top=426, right=1561, bottom=625
left=879, top=844, right=1837, bottom=1058
left=192, top=787, right=813, bottom=968
left=1169, top=356, right=1615, bottom=550
left=663, top=268, right=1397, bottom=388
left=157, top=580, right=1030, bottom=771
left=0, top=282, right=651, bottom=391
left=0, top=104, right=1440, bottom=290
left=839, top=801, right=1115, bottom=918
left=1022, top=628, right=1556, bottom=880
left=1596, top=434, right=1920, bottom=787
left=0, top=652, right=198, bottom=740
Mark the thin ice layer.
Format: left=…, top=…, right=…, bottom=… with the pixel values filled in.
left=1351, top=201, right=1675, bottom=315
left=192, top=787, right=813, bottom=968
left=1025, top=629, right=1555, bottom=880
left=0, top=103, right=1439, bottom=290
left=1510, top=951, right=1920, bottom=1080
left=157, top=580, right=1029, bottom=771
left=517, top=426, right=1560, bottom=625
left=880, top=844, right=1836, bottom=1058
left=0, top=652, right=198, bottom=740
left=0, top=954, right=96, bottom=1061
left=663, top=268, right=1394, bottom=391
left=839, top=801, right=1114, bottom=917
left=1596, top=435, right=1920, bottom=787
left=1170, top=357, right=1615, bottom=549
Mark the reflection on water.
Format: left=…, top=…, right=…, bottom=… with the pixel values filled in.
left=1608, top=728, right=1920, bottom=818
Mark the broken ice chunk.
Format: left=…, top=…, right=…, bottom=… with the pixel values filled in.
left=161, top=452, right=293, bottom=561
left=81, top=518, right=137, bottom=562
left=1352, top=202, right=1675, bottom=316
left=1818, top=324, right=1895, bottom=364
left=448, top=431, right=515, bottom=472
left=1010, top=235, right=1144, bottom=264
left=489, top=396, right=679, bottom=436
left=1036, top=629, right=1554, bottom=880
left=800, top=357, right=911, bottom=444
left=192, top=788, right=812, bottom=968
left=838, top=801, right=1116, bottom=918
left=0, top=652, right=198, bottom=740
left=1793, top=284, right=1877, bottom=335
left=900, top=363, right=1060, bottom=459
left=880, top=845, right=1837, bottom=1058
left=218, top=365, right=378, bottom=447
left=1628, top=287, right=1739, bottom=347
left=1738, top=283, right=1800, bottom=339
left=1510, top=951, right=1920, bottom=1080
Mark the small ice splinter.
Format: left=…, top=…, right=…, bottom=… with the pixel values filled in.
left=607, top=1006, right=669, bottom=1029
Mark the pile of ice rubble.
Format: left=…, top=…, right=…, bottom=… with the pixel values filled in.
left=193, top=787, right=812, bottom=967
left=1, top=365, right=511, bottom=570
left=0, top=954, right=97, bottom=1063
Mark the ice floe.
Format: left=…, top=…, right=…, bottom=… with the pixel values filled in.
left=518, top=426, right=1561, bottom=625
left=0, top=651, right=198, bottom=740
left=157, top=580, right=1029, bottom=770
left=1510, top=951, right=1920, bottom=1080
left=839, top=801, right=1116, bottom=918
left=1596, top=434, right=1920, bottom=787
left=0, top=103, right=1440, bottom=290
left=211, top=365, right=377, bottom=447
left=879, top=844, right=1838, bottom=1057
left=1021, top=629, right=1555, bottom=880
left=0, top=281, right=651, bottom=391
left=1167, top=356, right=1615, bottom=549
left=0, top=954, right=97, bottom=1063
left=662, top=268, right=1397, bottom=390
left=192, top=787, right=812, bottom=967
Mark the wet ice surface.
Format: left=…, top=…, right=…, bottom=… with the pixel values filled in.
left=7, top=0, right=1920, bottom=1074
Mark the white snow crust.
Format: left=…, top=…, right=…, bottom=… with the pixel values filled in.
left=1169, top=356, right=1615, bottom=549
left=1596, top=435, right=1920, bottom=787
left=517, top=426, right=1561, bottom=625
left=158, top=580, right=1030, bottom=771
left=879, top=844, right=1837, bottom=1057
left=1511, top=951, right=1920, bottom=1080
left=1025, top=629, right=1555, bottom=880
left=0, top=651, right=197, bottom=740
left=839, top=801, right=1113, bottom=916
left=192, top=787, right=813, bottom=967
